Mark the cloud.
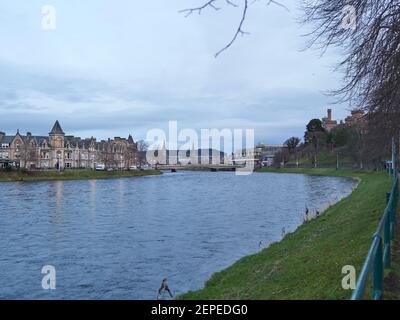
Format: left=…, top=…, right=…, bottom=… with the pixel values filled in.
left=0, top=0, right=349, bottom=144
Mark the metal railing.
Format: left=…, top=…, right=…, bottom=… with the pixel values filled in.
left=351, top=169, right=399, bottom=300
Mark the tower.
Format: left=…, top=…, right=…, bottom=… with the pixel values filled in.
left=49, top=120, right=65, bottom=169
left=322, top=108, right=338, bottom=132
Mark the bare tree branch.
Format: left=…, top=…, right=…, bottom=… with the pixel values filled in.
left=215, top=0, right=249, bottom=57
left=179, top=0, right=220, bottom=17
left=226, top=0, right=239, bottom=7
left=266, top=0, right=289, bottom=12
left=180, top=0, right=288, bottom=57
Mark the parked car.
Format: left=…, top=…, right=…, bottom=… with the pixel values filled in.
left=129, top=165, right=138, bottom=170
left=95, top=164, right=105, bottom=171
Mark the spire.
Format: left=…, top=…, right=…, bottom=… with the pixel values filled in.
left=49, top=120, right=64, bottom=135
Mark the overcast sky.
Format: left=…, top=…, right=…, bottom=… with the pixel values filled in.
left=0, top=0, right=349, bottom=144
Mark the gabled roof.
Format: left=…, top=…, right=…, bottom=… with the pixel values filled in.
left=49, top=120, right=64, bottom=135
left=0, top=136, right=14, bottom=144
left=33, top=136, right=49, bottom=145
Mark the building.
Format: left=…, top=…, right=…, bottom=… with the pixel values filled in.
left=225, top=144, right=287, bottom=168
left=322, top=109, right=339, bottom=132
left=0, top=121, right=138, bottom=170
left=320, top=108, right=365, bottom=132
left=254, top=144, right=287, bottom=167
left=146, top=144, right=225, bottom=166
left=345, top=109, right=365, bottom=126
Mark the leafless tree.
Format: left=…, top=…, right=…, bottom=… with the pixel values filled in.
left=273, top=148, right=290, bottom=167
left=124, top=144, right=138, bottom=168
left=300, top=0, right=400, bottom=166
left=303, top=0, right=400, bottom=155
left=136, top=140, right=149, bottom=165
left=20, top=139, right=38, bottom=170
left=137, top=140, right=149, bottom=152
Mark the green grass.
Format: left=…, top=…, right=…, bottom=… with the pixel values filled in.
left=287, top=152, right=353, bottom=165
left=179, top=168, right=390, bottom=300
left=0, top=169, right=161, bottom=182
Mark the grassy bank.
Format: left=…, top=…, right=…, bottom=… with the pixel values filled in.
left=179, top=168, right=390, bottom=300
left=0, top=169, right=161, bottom=182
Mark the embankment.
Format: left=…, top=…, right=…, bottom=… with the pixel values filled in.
left=0, top=169, right=161, bottom=182
left=179, top=169, right=390, bottom=300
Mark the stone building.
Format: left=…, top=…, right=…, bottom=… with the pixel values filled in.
left=322, top=109, right=339, bottom=132
left=0, top=121, right=138, bottom=170
left=345, top=109, right=365, bottom=126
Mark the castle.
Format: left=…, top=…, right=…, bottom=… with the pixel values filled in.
left=322, top=108, right=365, bottom=132
left=0, top=121, right=138, bottom=170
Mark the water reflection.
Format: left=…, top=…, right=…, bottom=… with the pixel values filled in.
left=55, top=181, right=63, bottom=215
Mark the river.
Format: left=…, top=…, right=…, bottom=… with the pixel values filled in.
left=0, top=171, right=356, bottom=299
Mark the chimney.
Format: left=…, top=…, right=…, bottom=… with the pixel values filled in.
left=327, top=109, right=332, bottom=121
left=0, top=131, right=5, bottom=140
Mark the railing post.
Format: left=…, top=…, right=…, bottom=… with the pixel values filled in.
left=373, top=235, right=384, bottom=300
left=392, top=178, right=398, bottom=238
left=386, top=192, right=394, bottom=242
left=396, top=179, right=398, bottom=226
left=384, top=213, right=391, bottom=268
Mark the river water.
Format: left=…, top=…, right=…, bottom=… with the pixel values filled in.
left=0, top=171, right=356, bottom=299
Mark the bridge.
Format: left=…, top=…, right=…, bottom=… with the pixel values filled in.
left=155, top=164, right=244, bottom=172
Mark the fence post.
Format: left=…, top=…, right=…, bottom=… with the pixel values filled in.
left=395, top=180, right=398, bottom=228
left=384, top=215, right=391, bottom=268
left=392, top=177, right=398, bottom=239
left=373, top=235, right=384, bottom=300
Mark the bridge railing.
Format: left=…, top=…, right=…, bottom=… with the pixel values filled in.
left=351, top=170, right=399, bottom=300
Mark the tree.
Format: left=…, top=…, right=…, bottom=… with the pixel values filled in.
left=304, top=120, right=326, bottom=168
left=285, top=137, right=301, bottom=167
left=20, top=138, right=38, bottom=170
left=136, top=140, right=149, bottom=165
left=137, top=140, right=149, bottom=152
left=124, top=144, right=138, bottom=169
left=285, top=137, right=301, bottom=154
left=303, top=0, right=400, bottom=153
left=330, top=126, right=350, bottom=148
left=273, top=148, right=290, bottom=167
left=345, top=125, right=367, bottom=169
left=306, top=119, right=324, bottom=133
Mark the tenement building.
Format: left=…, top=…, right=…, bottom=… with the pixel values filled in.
left=0, top=121, right=138, bottom=169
